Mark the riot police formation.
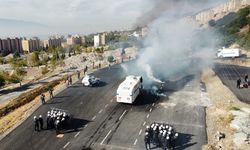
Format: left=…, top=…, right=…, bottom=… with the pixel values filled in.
left=33, top=108, right=70, bottom=134
left=46, top=108, right=70, bottom=134
left=144, top=122, right=178, bottom=150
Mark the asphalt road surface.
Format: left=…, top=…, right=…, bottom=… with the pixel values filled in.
left=0, top=64, right=207, bottom=150
left=214, top=63, right=250, bottom=104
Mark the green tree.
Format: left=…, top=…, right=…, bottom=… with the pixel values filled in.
left=208, top=19, right=216, bottom=27
left=13, top=51, right=21, bottom=58
left=74, top=45, right=82, bottom=54
left=107, top=55, right=114, bottom=63
left=30, top=51, right=40, bottom=66
left=1, top=49, right=9, bottom=56
left=0, top=74, right=6, bottom=87
left=0, top=57, right=5, bottom=64
left=9, top=58, right=27, bottom=68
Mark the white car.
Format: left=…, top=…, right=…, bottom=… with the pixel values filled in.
left=81, top=75, right=100, bottom=86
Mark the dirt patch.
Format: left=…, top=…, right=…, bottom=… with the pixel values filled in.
left=0, top=79, right=62, bottom=118
left=0, top=80, right=65, bottom=135
left=201, top=68, right=249, bottom=150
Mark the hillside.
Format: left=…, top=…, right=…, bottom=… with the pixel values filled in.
left=195, top=0, right=250, bottom=26
left=213, top=6, right=250, bottom=49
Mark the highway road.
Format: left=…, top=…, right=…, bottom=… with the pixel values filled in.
left=0, top=64, right=207, bottom=150
left=214, top=63, right=250, bottom=103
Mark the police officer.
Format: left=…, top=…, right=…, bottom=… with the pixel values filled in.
left=49, top=88, right=53, bottom=99
left=158, top=130, right=163, bottom=147
left=46, top=114, right=51, bottom=129
left=77, top=70, right=80, bottom=79
left=40, top=94, right=45, bottom=104
left=245, top=74, right=248, bottom=83
left=144, top=132, right=151, bottom=150
left=39, top=115, right=44, bottom=130
left=34, top=116, right=39, bottom=131
left=237, top=78, right=241, bottom=89
left=55, top=119, right=60, bottom=134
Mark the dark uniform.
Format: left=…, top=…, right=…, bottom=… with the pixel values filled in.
left=40, top=94, right=45, bottom=104
left=49, top=88, right=53, bottom=99
left=237, top=79, right=241, bottom=89
left=245, top=74, right=248, bottom=83
left=144, top=132, right=151, bottom=150
left=39, top=115, right=44, bottom=130
left=34, top=116, right=39, bottom=131
left=77, top=70, right=80, bottom=79
left=55, top=120, right=60, bottom=134
left=46, top=114, right=51, bottom=129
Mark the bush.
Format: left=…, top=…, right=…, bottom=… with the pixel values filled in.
left=107, top=55, right=114, bottom=63
left=230, top=106, right=241, bottom=111
left=0, top=74, right=5, bottom=87
left=41, top=66, right=49, bottom=75
left=61, top=53, right=66, bottom=60
left=219, top=6, right=250, bottom=47
left=13, top=51, right=20, bottom=58
left=8, top=74, right=20, bottom=83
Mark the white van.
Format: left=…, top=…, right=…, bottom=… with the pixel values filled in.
left=116, top=75, right=143, bottom=104
left=217, top=47, right=240, bottom=58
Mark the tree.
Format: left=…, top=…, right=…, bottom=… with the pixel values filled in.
left=0, top=57, right=5, bottom=64
left=208, top=19, right=216, bottom=27
left=13, top=51, right=21, bottom=58
left=107, top=55, right=114, bottom=63
left=0, top=74, right=6, bottom=87
left=1, top=49, right=9, bottom=56
left=74, top=45, right=82, bottom=54
left=16, top=67, right=27, bottom=86
left=9, top=57, right=27, bottom=68
left=30, top=51, right=40, bottom=66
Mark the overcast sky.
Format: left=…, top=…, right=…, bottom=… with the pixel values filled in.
left=0, top=0, right=152, bottom=37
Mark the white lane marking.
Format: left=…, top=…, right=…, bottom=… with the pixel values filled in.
left=152, top=103, right=155, bottom=107
left=149, top=108, right=152, bottom=112
left=143, top=121, right=146, bottom=126
left=119, top=110, right=127, bottom=121
left=147, top=114, right=150, bottom=118
left=98, top=109, right=103, bottom=114
left=92, top=115, right=96, bottom=120
left=84, top=124, right=88, bottom=128
left=105, top=104, right=108, bottom=108
left=63, top=142, right=70, bottom=149
left=74, top=131, right=80, bottom=138
left=139, top=129, right=142, bottom=135
left=100, top=130, right=112, bottom=145
left=133, top=139, right=138, bottom=145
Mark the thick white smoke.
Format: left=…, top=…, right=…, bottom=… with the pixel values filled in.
left=123, top=0, right=225, bottom=86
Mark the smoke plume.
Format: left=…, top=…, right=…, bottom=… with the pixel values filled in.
left=123, top=0, right=226, bottom=87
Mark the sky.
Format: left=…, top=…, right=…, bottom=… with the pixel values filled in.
left=0, top=0, right=152, bottom=37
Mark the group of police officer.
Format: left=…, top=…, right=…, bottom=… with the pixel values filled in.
left=144, top=122, right=178, bottom=150
left=34, top=108, right=70, bottom=134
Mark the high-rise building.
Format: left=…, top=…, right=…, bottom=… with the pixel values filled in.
left=22, top=38, right=40, bottom=53
left=94, top=34, right=106, bottom=47
left=66, top=35, right=82, bottom=45
left=43, top=38, right=62, bottom=48
left=0, top=37, right=23, bottom=54
left=0, top=39, right=3, bottom=53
